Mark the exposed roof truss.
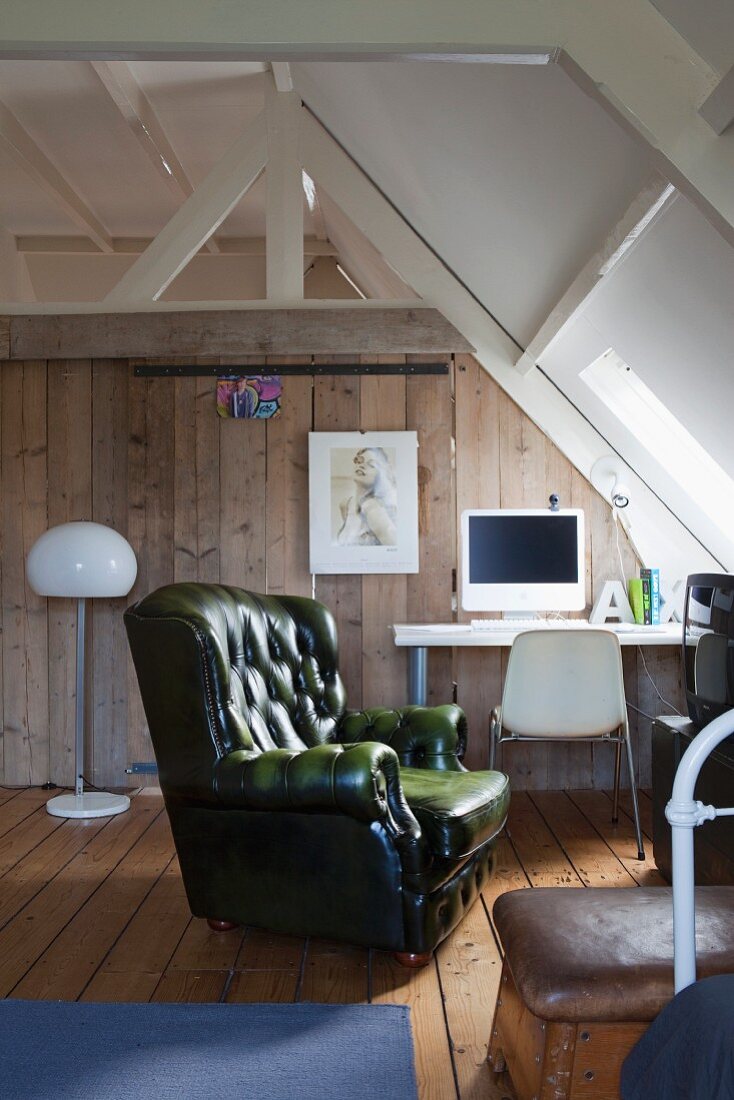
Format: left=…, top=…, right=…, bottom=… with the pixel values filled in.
left=90, top=60, right=220, bottom=254
left=0, top=98, right=113, bottom=252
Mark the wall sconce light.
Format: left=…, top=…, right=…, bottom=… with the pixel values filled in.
left=591, top=455, right=633, bottom=510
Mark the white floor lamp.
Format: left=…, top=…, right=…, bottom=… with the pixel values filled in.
left=27, top=521, right=138, bottom=819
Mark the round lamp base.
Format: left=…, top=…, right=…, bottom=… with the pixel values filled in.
left=46, top=791, right=131, bottom=819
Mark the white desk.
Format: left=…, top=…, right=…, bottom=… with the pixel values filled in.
left=393, top=622, right=683, bottom=705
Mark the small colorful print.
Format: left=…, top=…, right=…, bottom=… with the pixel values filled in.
left=216, top=376, right=282, bottom=419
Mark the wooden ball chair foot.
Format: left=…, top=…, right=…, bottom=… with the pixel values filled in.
left=206, top=918, right=240, bottom=932
left=394, top=951, right=433, bottom=968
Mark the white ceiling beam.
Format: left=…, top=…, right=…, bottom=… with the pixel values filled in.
left=103, top=111, right=267, bottom=304
left=514, top=172, right=676, bottom=375
left=270, top=61, right=294, bottom=93
left=265, top=80, right=303, bottom=301
left=0, top=100, right=113, bottom=253
left=224, top=235, right=332, bottom=257
left=310, top=186, right=328, bottom=241
left=554, top=52, right=733, bottom=250
left=16, top=235, right=141, bottom=254
left=0, top=298, right=427, bottom=314
left=89, top=61, right=191, bottom=201
left=15, top=235, right=337, bottom=256
left=314, top=187, right=416, bottom=300
left=0, top=224, right=33, bottom=301
left=2, top=2, right=731, bottom=241
left=302, top=171, right=328, bottom=241
left=699, top=64, right=734, bottom=136
left=90, top=60, right=219, bottom=254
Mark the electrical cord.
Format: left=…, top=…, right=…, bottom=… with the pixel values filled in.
left=636, top=646, right=684, bottom=717
left=627, top=701, right=657, bottom=722
left=613, top=507, right=628, bottom=588
left=2, top=775, right=106, bottom=793
left=79, top=774, right=105, bottom=793
left=0, top=781, right=66, bottom=790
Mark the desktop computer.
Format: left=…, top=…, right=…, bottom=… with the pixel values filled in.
left=461, top=508, right=585, bottom=619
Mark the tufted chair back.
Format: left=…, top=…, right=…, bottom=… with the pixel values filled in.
left=125, top=583, right=348, bottom=798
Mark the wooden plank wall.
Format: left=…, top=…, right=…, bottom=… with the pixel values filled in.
left=0, top=353, right=684, bottom=789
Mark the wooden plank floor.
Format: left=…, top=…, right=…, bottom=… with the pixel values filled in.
left=0, top=785, right=664, bottom=1099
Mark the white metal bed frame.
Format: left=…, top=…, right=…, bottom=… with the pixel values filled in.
left=665, top=708, right=734, bottom=992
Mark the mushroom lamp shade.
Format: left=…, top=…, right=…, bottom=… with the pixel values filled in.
left=27, top=522, right=137, bottom=819
left=27, top=521, right=137, bottom=598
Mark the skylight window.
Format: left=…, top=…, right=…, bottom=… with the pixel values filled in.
left=581, top=349, right=734, bottom=544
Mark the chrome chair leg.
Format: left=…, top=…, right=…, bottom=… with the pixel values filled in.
left=489, top=708, right=500, bottom=770
left=612, top=741, right=622, bottom=823
left=624, top=732, right=645, bottom=862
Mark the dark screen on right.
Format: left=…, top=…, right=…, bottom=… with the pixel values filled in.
left=684, top=582, right=734, bottom=726
left=468, top=514, right=579, bottom=584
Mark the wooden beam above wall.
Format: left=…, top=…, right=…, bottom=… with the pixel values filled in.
left=3, top=307, right=474, bottom=360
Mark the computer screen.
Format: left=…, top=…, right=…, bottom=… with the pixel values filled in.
left=461, top=509, right=586, bottom=612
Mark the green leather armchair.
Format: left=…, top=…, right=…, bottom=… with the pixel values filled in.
left=125, top=583, right=509, bottom=962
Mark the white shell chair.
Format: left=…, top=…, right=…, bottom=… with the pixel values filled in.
left=490, top=628, right=645, bottom=860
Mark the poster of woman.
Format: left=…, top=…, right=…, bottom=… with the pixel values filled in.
left=332, top=447, right=398, bottom=546
left=309, top=431, right=419, bottom=574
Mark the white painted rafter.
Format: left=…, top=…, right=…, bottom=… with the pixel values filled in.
left=302, top=170, right=328, bottom=241
left=0, top=100, right=113, bottom=253
left=699, top=65, right=734, bottom=136
left=314, top=187, right=416, bottom=299
left=103, top=111, right=267, bottom=304
left=90, top=60, right=219, bottom=254
left=514, top=171, right=676, bottom=375
left=0, top=298, right=427, bottom=314
left=270, top=62, right=294, bottom=93
left=15, top=235, right=337, bottom=256
left=265, top=78, right=303, bottom=301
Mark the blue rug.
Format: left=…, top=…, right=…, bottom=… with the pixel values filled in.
left=0, top=1000, right=418, bottom=1100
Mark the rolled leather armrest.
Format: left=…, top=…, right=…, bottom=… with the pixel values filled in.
left=339, top=705, right=467, bottom=771
left=213, top=742, right=426, bottom=868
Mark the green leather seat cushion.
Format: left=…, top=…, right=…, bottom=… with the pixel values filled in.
left=400, top=768, right=509, bottom=860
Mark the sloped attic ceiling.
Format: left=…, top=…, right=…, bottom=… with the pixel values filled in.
left=650, top=0, right=734, bottom=71
left=294, top=61, right=655, bottom=349
left=541, top=190, right=734, bottom=567
left=0, top=50, right=731, bottom=573
left=291, top=60, right=734, bottom=572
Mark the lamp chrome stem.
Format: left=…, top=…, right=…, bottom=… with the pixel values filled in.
left=45, top=594, right=130, bottom=819
left=75, top=597, right=86, bottom=799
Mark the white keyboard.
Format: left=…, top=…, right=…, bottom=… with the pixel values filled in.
left=607, top=622, right=668, bottom=633
left=470, top=618, right=590, bottom=632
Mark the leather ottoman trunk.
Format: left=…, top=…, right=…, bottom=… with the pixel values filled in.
left=488, top=886, right=734, bottom=1100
